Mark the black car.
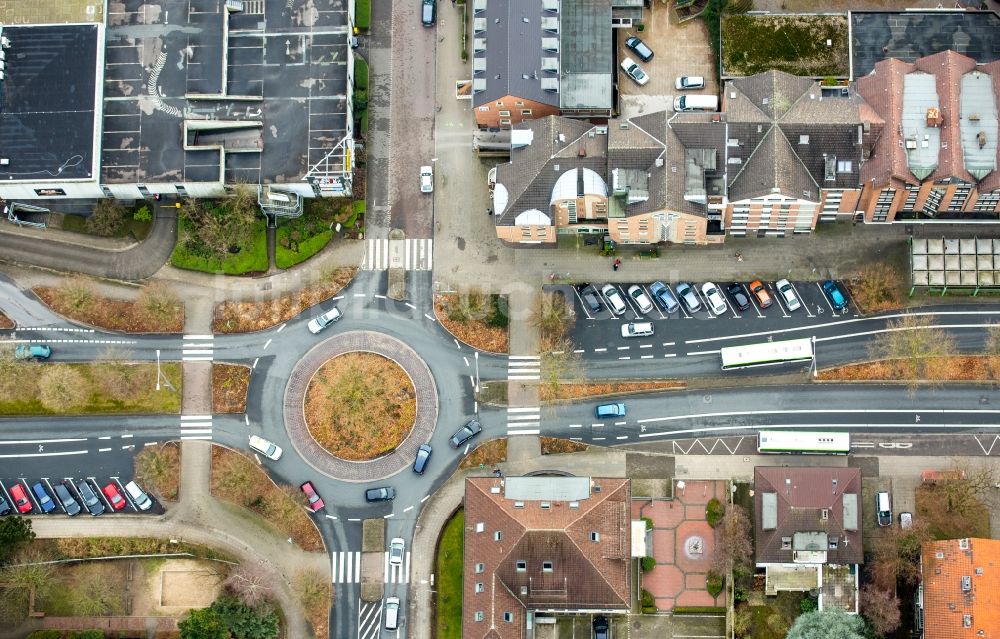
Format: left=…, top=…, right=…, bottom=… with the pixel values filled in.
left=53, top=483, right=81, bottom=516
left=726, top=283, right=751, bottom=312
left=580, top=285, right=603, bottom=313
left=0, top=492, right=10, bottom=516
left=449, top=419, right=483, bottom=448
left=413, top=444, right=432, bottom=475
left=624, top=36, right=654, bottom=62
left=76, top=480, right=105, bottom=516
left=593, top=615, right=609, bottom=639
left=421, top=0, right=436, bottom=26
left=365, top=486, right=397, bottom=502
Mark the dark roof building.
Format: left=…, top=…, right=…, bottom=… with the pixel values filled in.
left=463, top=476, right=631, bottom=639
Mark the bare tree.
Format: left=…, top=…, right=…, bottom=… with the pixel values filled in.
left=134, top=443, right=181, bottom=501
left=38, top=366, right=89, bottom=412
left=531, top=291, right=574, bottom=350
left=859, top=584, right=901, bottom=636
left=850, top=263, right=903, bottom=313
left=54, top=275, right=98, bottom=312
left=871, top=521, right=931, bottom=590
left=69, top=564, right=125, bottom=616
left=224, top=562, right=273, bottom=607
left=539, top=339, right=585, bottom=400
left=85, top=200, right=129, bottom=237
left=294, top=568, right=332, bottom=613
left=711, top=504, right=754, bottom=577
left=138, top=281, right=182, bottom=325
left=867, top=315, right=955, bottom=388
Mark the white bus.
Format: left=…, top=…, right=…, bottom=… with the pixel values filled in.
left=720, top=337, right=813, bottom=370
left=757, top=430, right=850, bottom=455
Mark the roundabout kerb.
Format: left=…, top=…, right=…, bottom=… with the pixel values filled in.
left=283, top=330, right=438, bottom=482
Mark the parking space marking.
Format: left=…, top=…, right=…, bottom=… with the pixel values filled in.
left=815, top=281, right=839, bottom=315
left=788, top=282, right=814, bottom=317
left=571, top=287, right=595, bottom=320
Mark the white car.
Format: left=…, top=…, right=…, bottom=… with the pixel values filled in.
left=626, top=285, right=653, bottom=314
left=307, top=307, right=342, bottom=334
left=701, top=282, right=728, bottom=315
left=249, top=435, right=283, bottom=460
left=620, top=56, right=649, bottom=86
left=621, top=322, right=654, bottom=338
left=674, top=76, right=705, bottom=90
left=775, top=279, right=801, bottom=312
left=601, top=284, right=628, bottom=315
left=389, top=537, right=405, bottom=566
left=420, top=165, right=433, bottom=193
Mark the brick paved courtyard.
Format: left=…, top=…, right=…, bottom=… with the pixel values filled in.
left=633, top=480, right=728, bottom=611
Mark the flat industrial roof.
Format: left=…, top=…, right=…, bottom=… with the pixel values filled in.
left=0, top=24, right=99, bottom=183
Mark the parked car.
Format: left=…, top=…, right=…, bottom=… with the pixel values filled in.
left=595, top=403, right=626, bottom=418
left=53, top=483, right=81, bottom=516
left=580, top=285, right=604, bottom=313
left=822, top=280, right=848, bottom=312
left=674, top=76, right=705, bottom=90
left=384, top=597, right=400, bottom=630
left=0, top=492, right=9, bottom=516
left=624, top=36, right=653, bottom=62
left=32, top=482, right=55, bottom=513
left=365, top=486, right=396, bottom=502
left=249, top=435, right=283, bottom=461
left=593, top=615, right=610, bottom=639
left=621, top=322, right=654, bottom=338
left=9, top=484, right=32, bottom=514
left=76, top=480, right=105, bottom=516
left=420, top=165, right=434, bottom=193
left=726, top=283, right=750, bottom=312
left=449, top=419, right=483, bottom=448
left=307, top=306, right=342, bottom=334
left=649, top=281, right=679, bottom=313
left=701, top=282, right=728, bottom=315
left=103, top=483, right=127, bottom=511
left=124, top=480, right=152, bottom=511
left=421, top=0, right=436, bottom=25
left=14, top=344, right=51, bottom=360
left=389, top=537, right=405, bottom=566
left=626, top=285, right=653, bottom=314
left=675, top=282, right=701, bottom=313
left=876, top=491, right=892, bottom=527
left=749, top=280, right=773, bottom=308
left=300, top=481, right=325, bottom=512
left=600, top=284, right=627, bottom=315
left=413, top=444, right=432, bottom=475
left=775, top=279, right=801, bottom=311
left=620, top=56, right=649, bottom=86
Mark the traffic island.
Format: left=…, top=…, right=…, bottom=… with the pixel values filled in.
left=361, top=519, right=385, bottom=603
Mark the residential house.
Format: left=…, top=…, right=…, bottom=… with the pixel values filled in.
left=462, top=476, right=631, bottom=639
left=753, top=467, right=862, bottom=613
left=490, top=112, right=728, bottom=246
left=856, top=51, right=1000, bottom=221
left=917, top=537, right=1000, bottom=638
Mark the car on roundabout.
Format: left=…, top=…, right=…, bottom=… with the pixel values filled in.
left=307, top=307, right=342, bottom=334
left=249, top=435, right=283, bottom=461
left=300, top=481, right=325, bottom=512
left=413, top=444, right=432, bottom=474
left=365, top=486, right=397, bottom=502
left=449, top=419, right=483, bottom=448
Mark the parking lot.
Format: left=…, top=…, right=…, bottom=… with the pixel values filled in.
left=0, top=476, right=160, bottom=516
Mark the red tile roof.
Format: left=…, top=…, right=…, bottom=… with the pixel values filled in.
left=922, top=538, right=1000, bottom=639
left=462, top=477, right=631, bottom=639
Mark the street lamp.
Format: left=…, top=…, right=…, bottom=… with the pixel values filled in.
left=809, top=335, right=818, bottom=378
left=155, top=349, right=161, bottom=391
left=474, top=351, right=480, bottom=393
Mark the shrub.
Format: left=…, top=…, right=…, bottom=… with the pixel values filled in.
left=706, top=498, right=725, bottom=528
left=133, top=205, right=152, bottom=222
left=86, top=200, right=129, bottom=237
left=26, top=632, right=62, bottom=639
left=69, top=631, right=106, bottom=639
left=673, top=606, right=727, bottom=615
left=706, top=571, right=724, bottom=597
left=354, top=56, right=369, bottom=90
left=640, top=588, right=656, bottom=614
left=800, top=594, right=818, bottom=613
left=642, top=516, right=654, bottom=531
left=355, top=0, right=371, bottom=30
left=640, top=556, right=655, bottom=572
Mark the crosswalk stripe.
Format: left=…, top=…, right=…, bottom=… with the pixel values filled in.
left=508, top=406, right=541, bottom=413
left=362, top=238, right=433, bottom=271
left=333, top=551, right=362, bottom=583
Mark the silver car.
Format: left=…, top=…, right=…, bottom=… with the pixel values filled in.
left=389, top=537, right=405, bottom=566
left=701, top=282, right=728, bottom=315
left=307, top=307, right=342, bottom=334
left=775, top=279, right=801, bottom=312
left=626, top=285, right=653, bottom=314
left=675, top=282, right=702, bottom=313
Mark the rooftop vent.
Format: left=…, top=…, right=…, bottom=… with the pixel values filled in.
left=962, top=575, right=972, bottom=592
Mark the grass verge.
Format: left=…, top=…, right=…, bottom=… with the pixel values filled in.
left=34, top=285, right=184, bottom=333
left=304, top=353, right=415, bottom=461
left=213, top=363, right=251, bottom=413
left=355, top=0, right=371, bottom=30
left=434, top=509, right=464, bottom=639
left=459, top=439, right=507, bottom=470
left=817, top=356, right=1000, bottom=382
left=541, top=379, right=684, bottom=402
left=276, top=229, right=333, bottom=269
left=213, top=267, right=356, bottom=333
left=434, top=293, right=509, bottom=353
left=171, top=218, right=268, bottom=275
left=294, top=569, right=332, bottom=639
left=540, top=437, right=588, bottom=455
left=36, top=537, right=235, bottom=561
left=0, top=361, right=182, bottom=416
left=134, top=442, right=181, bottom=501
left=721, top=14, right=849, bottom=77
left=0, top=311, right=12, bottom=329
left=211, top=446, right=324, bottom=551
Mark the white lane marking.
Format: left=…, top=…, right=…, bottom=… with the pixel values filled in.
left=618, top=356, right=630, bottom=360
left=384, top=513, right=394, bottom=519
left=181, top=415, right=212, bottom=420
left=463, top=356, right=469, bottom=366
left=403, top=506, right=414, bottom=513
left=617, top=346, right=630, bottom=351
left=183, top=334, right=214, bottom=340
left=144, top=442, right=159, bottom=447
left=354, top=293, right=365, bottom=298
left=594, top=347, right=607, bottom=352
left=325, top=514, right=337, bottom=520
left=508, top=407, right=541, bottom=413
left=685, top=350, right=720, bottom=356
left=264, top=338, right=273, bottom=349
left=508, top=414, right=542, bottom=421
left=252, top=357, right=259, bottom=369
left=569, top=424, right=583, bottom=428
left=641, top=355, right=653, bottom=359
left=0, top=438, right=87, bottom=444
left=815, top=323, right=995, bottom=343
left=640, top=344, right=653, bottom=349
left=424, top=313, right=436, bottom=322
left=616, top=435, right=629, bottom=440
left=276, top=323, right=286, bottom=333
left=664, top=353, right=677, bottom=358
left=405, top=302, right=416, bottom=309
left=374, top=294, right=386, bottom=299
left=332, top=296, right=345, bottom=301
left=637, top=408, right=1000, bottom=426
left=509, top=429, right=540, bottom=435
left=421, top=495, right=430, bottom=503
left=99, top=447, right=112, bottom=452
left=0, top=450, right=88, bottom=458
left=454, top=338, right=460, bottom=349
left=121, top=434, right=133, bottom=439
left=593, top=437, right=606, bottom=441
left=245, top=415, right=250, bottom=426
left=662, top=341, right=675, bottom=347
left=98, top=436, right=111, bottom=440
left=574, top=349, right=585, bottom=353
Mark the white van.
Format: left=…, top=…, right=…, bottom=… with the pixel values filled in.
left=124, top=480, right=152, bottom=511
left=876, top=491, right=891, bottom=527
left=384, top=597, right=400, bottom=630
left=673, top=94, right=718, bottom=112
left=621, top=322, right=654, bottom=338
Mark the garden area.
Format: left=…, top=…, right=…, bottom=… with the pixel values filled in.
left=210, top=446, right=324, bottom=551
left=353, top=55, right=369, bottom=136
left=459, top=439, right=507, bottom=470
left=276, top=197, right=364, bottom=269
left=721, top=14, right=849, bottom=77
left=59, top=201, right=154, bottom=242
left=34, top=277, right=184, bottom=333
left=434, top=290, right=509, bottom=353
left=170, top=187, right=269, bottom=275
left=303, top=352, right=416, bottom=461
left=212, top=363, right=251, bottom=413
left=434, top=509, right=464, bottom=639
left=133, top=442, right=181, bottom=502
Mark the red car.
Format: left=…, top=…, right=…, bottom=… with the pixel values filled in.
left=300, top=481, right=325, bottom=512
left=102, top=483, right=126, bottom=511
left=9, top=484, right=32, bottom=514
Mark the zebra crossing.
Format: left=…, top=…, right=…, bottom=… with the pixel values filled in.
left=507, top=406, right=541, bottom=436
left=180, top=415, right=213, bottom=440
left=362, top=238, right=433, bottom=271
left=507, top=355, right=540, bottom=380
left=182, top=334, right=214, bottom=361
left=330, top=551, right=411, bottom=584
left=357, top=599, right=383, bottom=639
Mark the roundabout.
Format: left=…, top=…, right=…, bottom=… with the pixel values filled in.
left=283, top=330, right=438, bottom=482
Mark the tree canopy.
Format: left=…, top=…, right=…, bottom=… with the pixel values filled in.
left=0, top=517, right=35, bottom=566
left=786, top=610, right=867, bottom=639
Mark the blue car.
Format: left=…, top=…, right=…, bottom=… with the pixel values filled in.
left=595, top=403, right=626, bottom=418
left=822, top=280, right=848, bottom=312
left=31, top=482, right=56, bottom=513
left=649, top=281, right=679, bottom=313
